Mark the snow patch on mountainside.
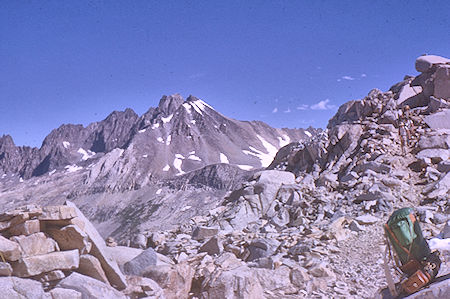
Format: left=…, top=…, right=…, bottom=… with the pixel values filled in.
left=188, top=154, right=202, bottom=161
left=173, top=157, right=185, bottom=175
left=220, top=153, right=230, bottom=164
left=257, top=135, right=278, bottom=157
left=77, top=148, right=95, bottom=161
left=182, top=103, right=192, bottom=114
left=243, top=145, right=275, bottom=167
left=152, top=123, right=160, bottom=129
left=65, top=165, right=83, bottom=173
left=162, top=165, right=170, bottom=171
left=237, top=165, right=254, bottom=170
left=63, top=141, right=70, bottom=149
left=277, top=135, right=291, bottom=147
left=166, top=135, right=172, bottom=145
left=162, top=114, right=173, bottom=123
left=190, top=101, right=203, bottom=115
left=305, top=131, right=312, bottom=137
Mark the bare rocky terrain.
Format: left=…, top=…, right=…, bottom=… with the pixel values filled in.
left=0, top=55, right=449, bottom=298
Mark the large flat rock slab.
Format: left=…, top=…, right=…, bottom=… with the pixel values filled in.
left=424, top=109, right=450, bottom=130
left=65, top=201, right=127, bottom=290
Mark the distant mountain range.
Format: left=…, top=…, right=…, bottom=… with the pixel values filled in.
left=0, top=94, right=318, bottom=190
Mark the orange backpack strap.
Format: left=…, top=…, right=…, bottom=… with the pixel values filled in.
left=384, top=223, right=411, bottom=257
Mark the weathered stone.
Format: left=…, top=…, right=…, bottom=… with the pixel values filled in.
left=290, top=266, right=311, bottom=288
left=106, top=237, right=117, bottom=247
left=202, top=265, right=264, bottom=299
left=0, top=262, right=12, bottom=276
left=10, top=232, right=58, bottom=257
left=415, top=55, right=450, bottom=73
left=199, top=236, right=223, bottom=256
left=417, top=149, right=449, bottom=163
left=106, top=245, right=143, bottom=268
left=214, top=252, right=244, bottom=270
left=143, top=263, right=194, bottom=299
left=355, top=215, right=380, bottom=225
left=123, top=276, right=165, bottom=299
left=12, top=249, right=79, bottom=277
left=0, top=235, right=21, bottom=261
left=417, top=134, right=450, bottom=150
left=253, top=170, right=296, bottom=215
left=308, top=262, right=336, bottom=279
left=47, top=225, right=91, bottom=255
left=49, top=288, right=82, bottom=299
left=0, top=213, right=30, bottom=232
left=396, top=83, right=423, bottom=106
left=78, top=254, right=109, bottom=284
left=123, top=247, right=157, bottom=276
left=38, top=206, right=77, bottom=221
left=57, top=272, right=127, bottom=299
left=37, top=269, right=65, bottom=282
left=65, top=201, right=127, bottom=290
left=192, top=226, right=219, bottom=241
left=424, top=109, right=450, bottom=130
left=130, top=233, right=147, bottom=249
left=437, top=160, right=450, bottom=173
left=0, top=276, right=47, bottom=298
left=434, top=64, right=450, bottom=99
left=254, top=266, right=298, bottom=296
left=247, top=238, right=281, bottom=262
left=8, top=219, right=40, bottom=236
left=349, top=220, right=365, bottom=232
left=353, top=161, right=391, bottom=174
left=424, top=172, right=450, bottom=199
left=443, top=221, right=450, bottom=239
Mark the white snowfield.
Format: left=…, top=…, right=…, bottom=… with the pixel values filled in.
left=77, top=148, right=95, bottom=161
left=188, top=154, right=202, bottom=161
left=237, top=165, right=253, bottom=170
left=162, top=165, right=170, bottom=171
left=183, top=99, right=213, bottom=116
left=166, top=135, right=172, bottom=145
left=65, top=165, right=83, bottom=173
left=242, top=135, right=278, bottom=167
left=277, top=135, right=291, bottom=147
left=220, top=153, right=230, bottom=164
left=62, top=141, right=70, bottom=149
left=152, top=122, right=160, bottom=129
left=138, top=129, right=146, bottom=133
left=173, top=157, right=185, bottom=175
left=182, top=102, right=192, bottom=114
left=157, top=137, right=164, bottom=143
left=305, top=131, right=312, bottom=137
left=161, top=114, right=173, bottom=123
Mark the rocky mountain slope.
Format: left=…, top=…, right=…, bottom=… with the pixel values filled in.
left=0, top=55, right=449, bottom=298
left=0, top=94, right=314, bottom=185
left=0, top=94, right=314, bottom=240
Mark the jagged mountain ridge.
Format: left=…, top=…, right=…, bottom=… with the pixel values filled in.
left=0, top=94, right=316, bottom=188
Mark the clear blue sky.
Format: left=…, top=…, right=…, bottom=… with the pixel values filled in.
left=1, top=1, right=449, bottom=147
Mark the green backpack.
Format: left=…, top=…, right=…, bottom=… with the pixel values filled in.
left=383, top=208, right=441, bottom=296
left=384, top=207, right=430, bottom=266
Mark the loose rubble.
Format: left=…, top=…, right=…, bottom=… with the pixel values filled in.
left=0, top=55, right=448, bottom=298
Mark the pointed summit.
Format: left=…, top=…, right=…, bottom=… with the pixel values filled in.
left=158, top=94, right=184, bottom=115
